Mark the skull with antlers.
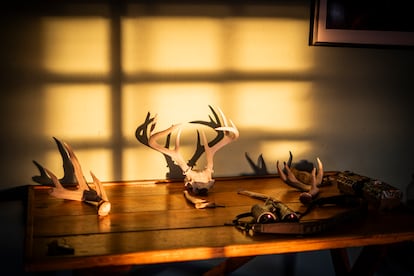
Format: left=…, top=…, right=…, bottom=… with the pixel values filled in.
left=136, top=105, right=239, bottom=196
left=32, top=137, right=110, bottom=216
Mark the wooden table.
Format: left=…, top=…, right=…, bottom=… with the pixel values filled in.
left=24, top=173, right=414, bottom=275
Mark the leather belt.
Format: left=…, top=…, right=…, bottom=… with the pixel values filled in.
left=228, top=194, right=367, bottom=235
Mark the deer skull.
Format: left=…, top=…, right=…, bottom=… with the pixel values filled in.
left=136, top=106, right=239, bottom=195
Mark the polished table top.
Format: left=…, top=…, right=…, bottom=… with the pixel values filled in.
left=24, top=173, right=414, bottom=272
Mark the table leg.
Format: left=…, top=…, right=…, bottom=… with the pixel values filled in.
left=203, top=256, right=255, bottom=276
left=330, top=248, right=351, bottom=276
left=331, top=245, right=387, bottom=276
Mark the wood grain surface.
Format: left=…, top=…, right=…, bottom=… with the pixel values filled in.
left=24, top=173, right=414, bottom=272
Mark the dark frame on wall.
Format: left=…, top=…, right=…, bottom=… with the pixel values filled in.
left=310, top=0, right=414, bottom=48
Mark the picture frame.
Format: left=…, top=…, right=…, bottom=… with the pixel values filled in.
left=310, top=0, right=414, bottom=48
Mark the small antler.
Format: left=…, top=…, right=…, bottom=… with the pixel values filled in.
left=34, top=138, right=110, bottom=216
left=276, top=151, right=323, bottom=193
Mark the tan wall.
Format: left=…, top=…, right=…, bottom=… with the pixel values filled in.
left=1, top=1, right=414, bottom=197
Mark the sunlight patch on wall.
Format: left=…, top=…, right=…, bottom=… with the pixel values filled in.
left=224, top=81, right=314, bottom=132
left=122, top=83, right=222, bottom=141
left=36, top=8, right=316, bottom=182
left=121, top=81, right=314, bottom=139
left=124, top=141, right=214, bottom=181
left=123, top=148, right=169, bottom=181
left=121, top=80, right=315, bottom=180
left=226, top=18, right=312, bottom=72
left=122, top=17, right=223, bottom=74
left=41, top=17, right=109, bottom=74
left=122, top=17, right=310, bottom=74
left=42, top=84, right=111, bottom=140
left=72, top=148, right=114, bottom=182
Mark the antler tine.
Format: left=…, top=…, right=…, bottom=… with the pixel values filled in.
left=214, top=106, right=239, bottom=140
left=316, top=157, right=324, bottom=185
left=90, top=171, right=108, bottom=202
left=216, top=105, right=229, bottom=128
left=90, top=171, right=111, bottom=216
left=299, top=167, right=320, bottom=204
left=203, top=106, right=239, bottom=171
left=284, top=151, right=293, bottom=174
left=44, top=167, right=64, bottom=190
left=148, top=118, right=190, bottom=173
left=62, top=141, right=90, bottom=192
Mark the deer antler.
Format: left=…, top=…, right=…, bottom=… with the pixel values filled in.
left=148, top=120, right=190, bottom=172
left=136, top=112, right=184, bottom=179
left=33, top=138, right=110, bottom=216
left=202, top=106, right=239, bottom=172
left=277, top=151, right=323, bottom=204
left=145, top=106, right=239, bottom=195
left=188, top=105, right=224, bottom=167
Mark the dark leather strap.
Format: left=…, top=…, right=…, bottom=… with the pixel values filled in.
left=229, top=195, right=367, bottom=235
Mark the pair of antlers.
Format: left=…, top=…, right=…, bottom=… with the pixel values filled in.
left=136, top=105, right=239, bottom=196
